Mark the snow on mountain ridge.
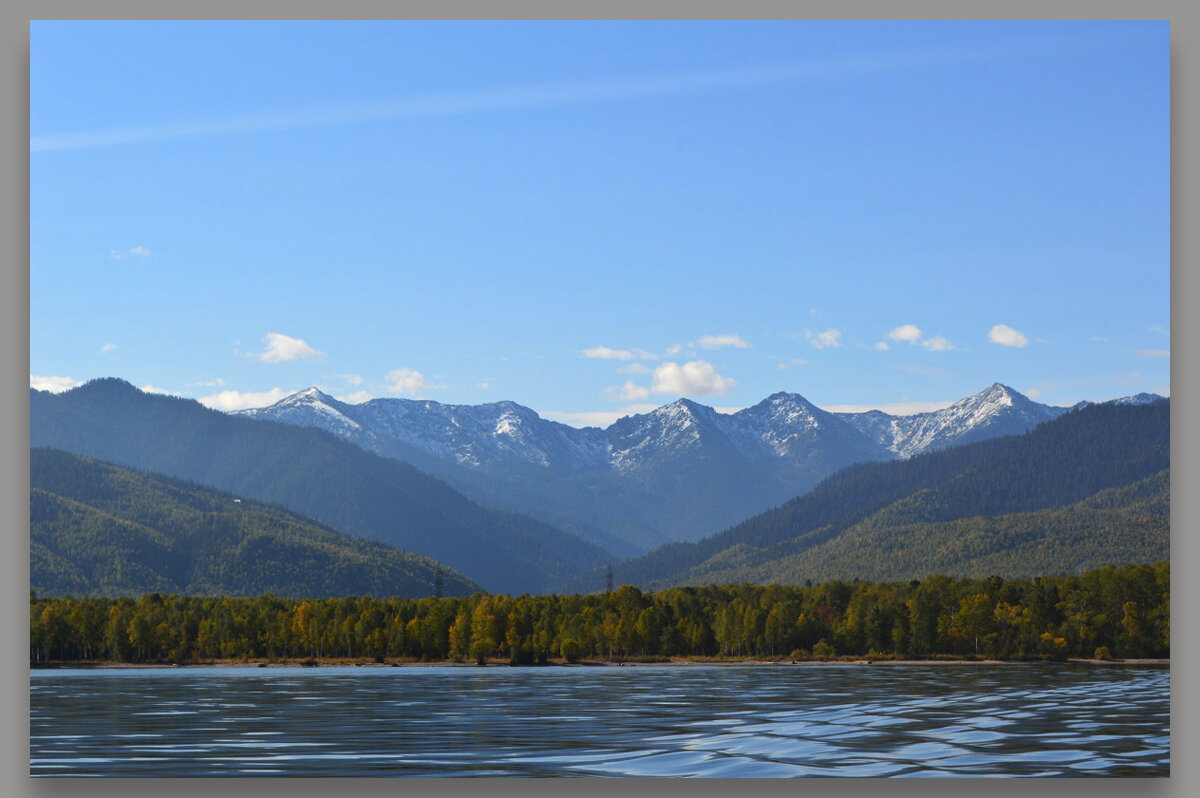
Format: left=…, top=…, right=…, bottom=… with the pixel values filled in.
left=839, top=383, right=1067, bottom=457
left=236, top=383, right=1077, bottom=472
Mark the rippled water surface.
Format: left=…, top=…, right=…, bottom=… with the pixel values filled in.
left=31, top=664, right=1169, bottom=777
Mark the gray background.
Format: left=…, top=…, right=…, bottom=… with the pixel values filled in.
left=5, top=4, right=1194, bottom=798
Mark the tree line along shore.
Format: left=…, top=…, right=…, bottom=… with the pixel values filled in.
left=30, top=562, right=1168, bottom=666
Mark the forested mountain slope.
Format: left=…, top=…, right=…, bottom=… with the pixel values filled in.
left=32, top=448, right=480, bottom=598
left=601, top=400, right=1169, bottom=589
left=30, top=379, right=610, bottom=594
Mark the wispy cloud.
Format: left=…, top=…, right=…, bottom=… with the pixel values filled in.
left=258, top=332, right=324, bottom=363
left=99, top=343, right=118, bottom=354
left=777, top=358, right=810, bottom=370
left=617, top=363, right=651, bottom=374
left=32, top=45, right=1028, bottom=154
left=988, top=324, right=1029, bottom=348
left=583, top=346, right=636, bottom=361
left=921, top=336, right=955, bottom=352
left=695, top=334, right=750, bottom=350
left=30, top=374, right=82, bottom=393
left=110, top=246, right=150, bottom=260
left=1136, top=349, right=1170, bottom=358
left=805, top=328, right=842, bottom=349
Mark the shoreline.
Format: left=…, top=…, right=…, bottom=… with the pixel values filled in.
left=30, top=656, right=1170, bottom=670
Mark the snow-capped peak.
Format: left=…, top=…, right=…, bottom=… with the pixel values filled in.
left=1110, top=392, right=1167, bottom=406
left=974, top=382, right=1021, bottom=406
left=274, top=386, right=337, bottom=407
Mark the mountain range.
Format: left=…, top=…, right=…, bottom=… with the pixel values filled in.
left=31, top=378, right=1168, bottom=597
left=238, top=383, right=1147, bottom=552
left=31, top=378, right=609, bottom=594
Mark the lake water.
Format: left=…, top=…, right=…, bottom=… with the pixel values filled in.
left=30, top=663, right=1169, bottom=777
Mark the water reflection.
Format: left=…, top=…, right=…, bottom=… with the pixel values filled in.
left=31, top=664, right=1169, bottom=777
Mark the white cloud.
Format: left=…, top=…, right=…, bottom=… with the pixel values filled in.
left=478, top=381, right=492, bottom=390
left=820, top=400, right=954, bottom=416
left=652, top=360, right=735, bottom=396
left=713, top=406, right=745, bottom=415
left=1137, top=349, right=1170, bottom=358
left=198, top=387, right=292, bottom=411
left=582, top=346, right=634, bottom=361
left=806, top=328, right=842, bottom=349
left=583, top=346, right=657, bottom=361
left=384, top=368, right=439, bottom=396
left=696, top=334, right=750, bottom=350
left=887, top=324, right=923, bottom=344
left=130, top=246, right=150, bottom=257
left=30, top=374, right=82, bottom=393
left=665, top=343, right=684, bottom=356
left=1148, top=324, right=1168, bottom=335
left=872, top=341, right=890, bottom=351
left=606, top=380, right=651, bottom=401
left=190, top=378, right=226, bottom=387
left=341, top=373, right=364, bottom=386
left=109, top=249, right=124, bottom=260
left=777, top=358, right=810, bottom=370
left=617, top=363, right=651, bottom=374
left=336, top=391, right=375, bottom=404
left=139, top=384, right=174, bottom=395
left=921, top=336, right=955, bottom=352
left=99, top=343, right=118, bottom=354
left=258, top=332, right=324, bottom=363
left=881, top=324, right=952, bottom=351
left=988, top=324, right=1029, bottom=348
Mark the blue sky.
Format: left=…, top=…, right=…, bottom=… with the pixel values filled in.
left=30, top=20, right=1170, bottom=426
